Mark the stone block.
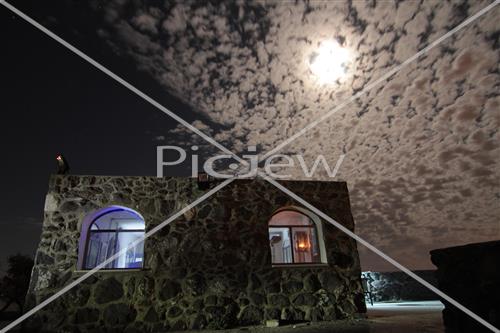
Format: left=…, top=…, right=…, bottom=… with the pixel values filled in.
left=282, top=280, right=303, bottom=294
left=94, top=277, right=123, bottom=304
left=143, top=307, right=159, bottom=322
left=303, top=274, right=321, bottom=292
left=292, top=293, right=317, bottom=306
left=167, top=306, right=183, bottom=318
left=74, top=308, right=99, bottom=324
left=103, top=303, right=137, bottom=326
left=239, top=305, right=263, bottom=325
left=266, top=319, right=280, bottom=327
left=158, top=279, right=181, bottom=301
left=267, top=294, right=290, bottom=307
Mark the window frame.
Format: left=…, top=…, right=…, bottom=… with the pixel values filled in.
left=77, top=206, right=146, bottom=271
left=268, top=206, right=328, bottom=267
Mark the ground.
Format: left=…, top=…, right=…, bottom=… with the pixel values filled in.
left=167, top=301, right=445, bottom=333
left=366, top=301, right=444, bottom=333
left=0, top=301, right=444, bottom=332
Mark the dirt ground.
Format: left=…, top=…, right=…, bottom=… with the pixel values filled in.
left=165, top=312, right=442, bottom=333
left=167, top=301, right=445, bottom=333
left=1, top=301, right=445, bottom=333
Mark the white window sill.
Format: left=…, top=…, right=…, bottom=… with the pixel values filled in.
left=272, top=263, right=329, bottom=268
left=73, top=268, right=146, bottom=273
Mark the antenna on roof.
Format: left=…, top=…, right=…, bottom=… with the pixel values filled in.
left=56, top=154, right=70, bottom=175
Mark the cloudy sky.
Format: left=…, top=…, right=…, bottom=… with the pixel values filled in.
left=2, top=0, right=499, bottom=271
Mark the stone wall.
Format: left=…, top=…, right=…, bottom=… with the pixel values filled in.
left=361, top=270, right=438, bottom=302
left=25, top=175, right=365, bottom=332
left=430, top=241, right=500, bottom=333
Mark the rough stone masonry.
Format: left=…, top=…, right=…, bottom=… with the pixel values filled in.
left=25, top=175, right=366, bottom=332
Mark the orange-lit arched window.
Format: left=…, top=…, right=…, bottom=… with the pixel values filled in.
left=268, top=208, right=324, bottom=265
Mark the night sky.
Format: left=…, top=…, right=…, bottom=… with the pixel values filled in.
left=1, top=0, right=499, bottom=272
left=0, top=0, right=198, bottom=271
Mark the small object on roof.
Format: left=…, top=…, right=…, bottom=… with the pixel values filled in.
left=56, top=154, right=70, bottom=175
left=197, top=172, right=214, bottom=190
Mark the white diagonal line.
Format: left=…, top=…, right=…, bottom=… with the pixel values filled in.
left=259, top=0, right=499, bottom=162
left=261, top=174, right=500, bottom=333
left=0, top=177, right=235, bottom=333
left=0, top=3, right=244, bottom=330
left=0, top=0, right=246, bottom=167
left=256, top=3, right=500, bottom=331
left=2, top=0, right=498, bottom=332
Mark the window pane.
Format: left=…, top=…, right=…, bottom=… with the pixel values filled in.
left=269, top=227, right=292, bottom=264
left=85, top=231, right=144, bottom=269
left=269, top=210, right=313, bottom=226
left=118, top=232, right=144, bottom=268
left=291, top=227, right=321, bottom=263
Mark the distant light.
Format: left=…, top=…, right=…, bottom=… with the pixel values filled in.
left=309, top=40, right=352, bottom=84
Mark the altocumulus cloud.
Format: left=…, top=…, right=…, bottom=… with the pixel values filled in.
left=91, top=0, right=499, bottom=270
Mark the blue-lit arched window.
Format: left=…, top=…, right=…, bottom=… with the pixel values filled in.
left=79, top=207, right=145, bottom=270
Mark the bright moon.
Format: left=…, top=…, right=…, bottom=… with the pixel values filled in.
left=309, top=40, right=352, bottom=84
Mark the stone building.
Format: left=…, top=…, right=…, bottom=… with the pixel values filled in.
left=25, top=175, right=366, bottom=332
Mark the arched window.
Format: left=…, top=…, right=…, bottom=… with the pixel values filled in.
left=268, top=207, right=326, bottom=265
left=78, top=206, right=145, bottom=270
